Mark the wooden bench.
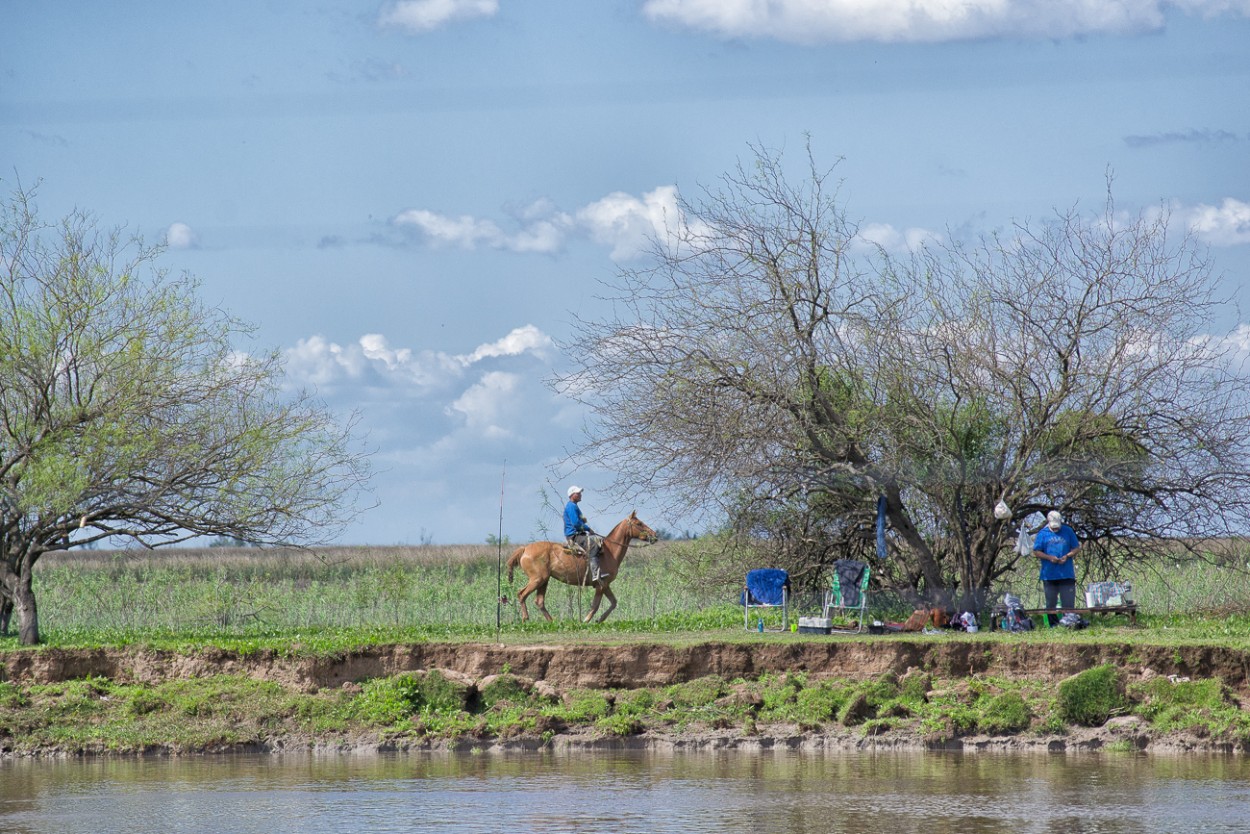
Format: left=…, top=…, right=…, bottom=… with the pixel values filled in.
left=991, top=603, right=1138, bottom=627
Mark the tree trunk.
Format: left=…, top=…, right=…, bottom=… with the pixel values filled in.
left=15, top=569, right=40, bottom=645
left=882, top=483, right=945, bottom=591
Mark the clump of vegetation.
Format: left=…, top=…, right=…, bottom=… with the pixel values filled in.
left=1130, top=677, right=1250, bottom=743
left=976, top=691, right=1033, bottom=734
left=838, top=674, right=902, bottom=727
left=1057, top=665, right=1127, bottom=727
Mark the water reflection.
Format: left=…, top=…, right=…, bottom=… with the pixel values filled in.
left=3, top=751, right=1248, bottom=834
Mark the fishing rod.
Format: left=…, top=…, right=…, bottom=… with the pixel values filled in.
left=496, top=461, right=506, bottom=644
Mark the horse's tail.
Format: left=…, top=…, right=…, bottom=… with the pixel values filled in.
left=505, top=546, right=526, bottom=583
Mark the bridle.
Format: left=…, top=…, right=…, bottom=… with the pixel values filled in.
left=604, top=518, right=657, bottom=548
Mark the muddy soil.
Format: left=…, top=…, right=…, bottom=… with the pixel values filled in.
left=3, top=639, right=1248, bottom=694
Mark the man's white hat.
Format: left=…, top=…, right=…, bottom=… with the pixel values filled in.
left=567, top=485, right=584, bottom=497
left=1047, top=510, right=1063, bottom=528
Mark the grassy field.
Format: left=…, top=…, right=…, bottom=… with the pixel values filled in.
left=3, top=539, right=1249, bottom=652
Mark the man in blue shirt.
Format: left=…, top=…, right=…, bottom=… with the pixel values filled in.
left=564, top=485, right=607, bottom=583
left=1032, top=509, right=1080, bottom=624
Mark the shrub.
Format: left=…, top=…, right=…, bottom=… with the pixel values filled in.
left=977, top=691, right=1032, bottom=734
left=665, top=676, right=727, bottom=708
left=352, top=674, right=424, bottom=724
left=418, top=671, right=471, bottom=713
left=1131, top=677, right=1250, bottom=742
left=838, top=676, right=900, bottom=726
left=1057, top=665, right=1127, bottom=727
left=478, top=673, right=530, bottom=708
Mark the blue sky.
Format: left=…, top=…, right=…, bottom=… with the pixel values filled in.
left=4, top=1, right=1249, bottom=546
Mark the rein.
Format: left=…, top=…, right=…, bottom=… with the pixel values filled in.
left=603, top=523, right=655, bottom=549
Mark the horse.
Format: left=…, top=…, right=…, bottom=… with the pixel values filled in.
left=506, top=511, right=658, bottom=624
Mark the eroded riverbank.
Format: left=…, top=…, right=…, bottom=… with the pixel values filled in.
left=4, top=638, right=1249, bottom=692
left=3, top=639, right=1248, bottom=758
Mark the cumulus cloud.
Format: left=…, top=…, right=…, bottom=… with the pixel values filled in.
left=641, top=0, right=1250, bottom=43
left=447, top=370, right=520, bottom=438
left=391, top=188, right=684, bottom=261
left=576, top=186, right=686, bottom=260
left=854, top=222, right=942, bottom=253
left=378, top=0, right=498, bottom=33
left=165, top=222, right=198, bottom=249
left=282, top=325, right=553, bottom=392
left=1179, top=198, right=1250, bottom=246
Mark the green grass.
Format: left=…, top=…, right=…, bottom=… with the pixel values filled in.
left=3, top=542, right=743, bottom=650
left=3, top=540, right=1250, bottom=653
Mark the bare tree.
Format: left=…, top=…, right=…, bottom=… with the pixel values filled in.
left=0, top=184, right=372, bottom=644
left=557, top=143, right=1250, bottom=600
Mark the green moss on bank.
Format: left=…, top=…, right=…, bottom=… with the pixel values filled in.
left=3, top=666, right=1247, bottom=757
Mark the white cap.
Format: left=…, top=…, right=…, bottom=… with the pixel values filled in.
left=567, top=485, right=583, bottom=498
left=1047, top=510, right=1063, bottom=528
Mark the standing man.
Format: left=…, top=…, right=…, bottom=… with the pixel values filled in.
left=1033, top=509, right=1080, bottom=624
left=564, top=485, right=607, bottom=584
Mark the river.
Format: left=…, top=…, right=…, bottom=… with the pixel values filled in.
left=3, top=750, right=1248, bottom=833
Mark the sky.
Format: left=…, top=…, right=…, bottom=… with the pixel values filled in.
left=3, top=1, right=1249, bottom=546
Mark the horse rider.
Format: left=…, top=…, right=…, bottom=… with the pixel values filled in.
left=564, top=485, right=608, bottom=583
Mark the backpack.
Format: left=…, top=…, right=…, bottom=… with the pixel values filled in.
left=1002, top=605, right=1033, bottom=632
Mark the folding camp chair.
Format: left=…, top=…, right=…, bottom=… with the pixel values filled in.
left=823, top=559, right=869, bottom=632
left=742, top=568, right=790, bottom=631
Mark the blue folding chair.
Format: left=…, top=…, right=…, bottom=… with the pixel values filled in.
left=743, top=568, right=790, bottom=631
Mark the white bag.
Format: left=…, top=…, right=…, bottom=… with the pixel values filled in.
left=1015, top=522, right=1034, bottom=557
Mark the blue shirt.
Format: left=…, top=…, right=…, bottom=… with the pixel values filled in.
left=1034, top=525, right=1079, bottom=582
left=564, top=500, right=590, bottom=538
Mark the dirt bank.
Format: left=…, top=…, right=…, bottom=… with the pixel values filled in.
left=4, top=639, right=1248, bottom=694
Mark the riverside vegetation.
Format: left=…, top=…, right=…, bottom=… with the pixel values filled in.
left=2, top=540, right=1249, bottom=756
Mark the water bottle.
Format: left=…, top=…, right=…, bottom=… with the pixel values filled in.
left=758, top=618, right=764, bottom=633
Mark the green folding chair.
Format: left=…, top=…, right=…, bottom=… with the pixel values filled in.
left=823, top=559, right=870, bottom=632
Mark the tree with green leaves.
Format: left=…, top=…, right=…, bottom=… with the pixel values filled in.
left=1, top=184, right=372, bottom=644
left=558, top=143, right=1250, bottom=602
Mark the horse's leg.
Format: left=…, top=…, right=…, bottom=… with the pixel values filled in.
left=595, top=587, right=618, bottom=623
left=533, top=580, right=554, bottom=622
left=583, top=589, right=602, bottom=624
left=516, top=576, right=543, bottom=623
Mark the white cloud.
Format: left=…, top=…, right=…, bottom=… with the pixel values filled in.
left=392, top=204, right=574, bottom=254
left=391, top=209, right=508, bottom=249
left=641, top=0, right=1250, bottom=43
left=466, top=324, right=554, bottom=362
left=378, top=0, right=498, bottom=33
left=854, top=222, right=942, bottom=253
left=282, top=325, right=552, bottom=392
left=392, top=186, right=699, bottom=262
left=447, top=370, right=520, bottom=438
left=1180, top=198, right=1250, bottom=246
left=576, top=186, right=683, bottom=260
left=165, top=222, right=197, bottom=249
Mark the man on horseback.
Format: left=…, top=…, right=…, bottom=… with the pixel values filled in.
left=564, top=485, right=608, bottom=584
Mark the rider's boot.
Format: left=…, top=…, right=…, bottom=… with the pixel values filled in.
left=590, top=555, right=610, bottom=582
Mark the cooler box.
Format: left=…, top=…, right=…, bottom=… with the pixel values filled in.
left=798, top=616, right=832, bottom=634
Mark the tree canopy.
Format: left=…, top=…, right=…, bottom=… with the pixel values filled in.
left=558, top=144, right=1250, bottom=600
left=1, top=184, right=372, bottom=644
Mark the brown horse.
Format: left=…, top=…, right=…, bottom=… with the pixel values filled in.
left=506, top=511, right=658, bottom=623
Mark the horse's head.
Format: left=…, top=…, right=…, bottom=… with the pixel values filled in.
left=625, top=511, right=659, bottom=544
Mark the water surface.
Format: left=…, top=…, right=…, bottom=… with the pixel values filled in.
left=3, top=750, right=1248, bottom=833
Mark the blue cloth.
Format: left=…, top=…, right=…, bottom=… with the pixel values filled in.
left=743, top=568, right=789, bottom=606
left=563, top=499, right=590, bottom=538
left=1034, top=525, right=1079, bottom=581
